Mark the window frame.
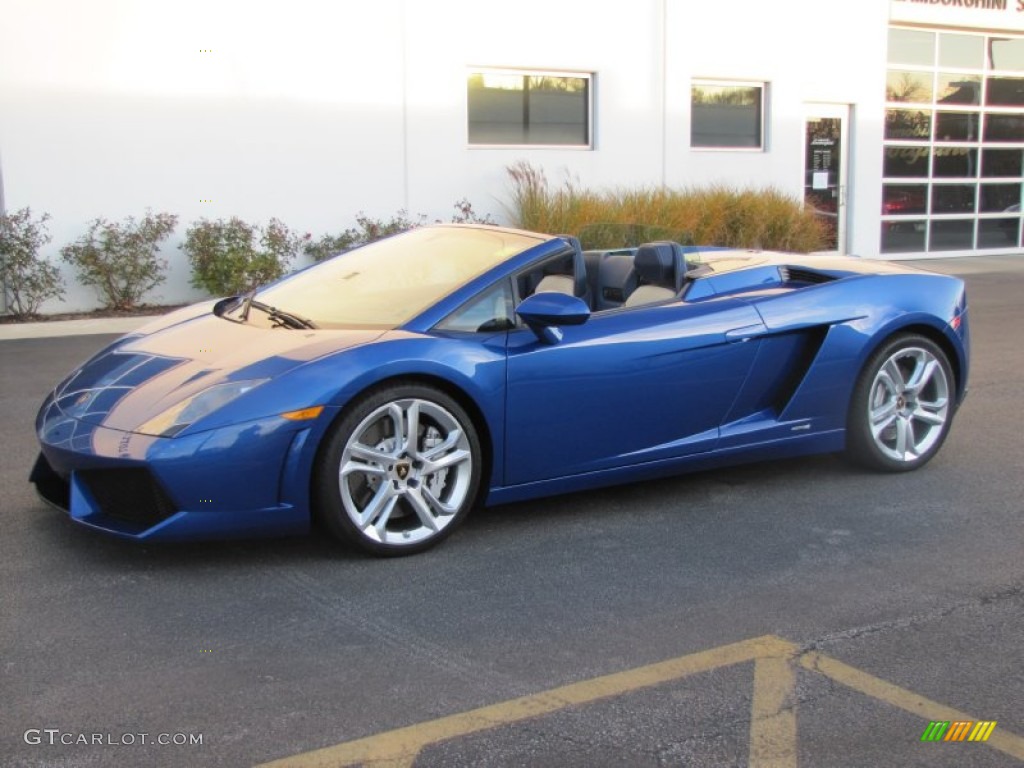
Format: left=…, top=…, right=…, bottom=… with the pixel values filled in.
left=466, top=68, right=595, bottom=150
left=690, top=79, right=768, bottom=152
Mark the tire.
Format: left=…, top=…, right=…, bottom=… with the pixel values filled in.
left=846, top=334, right=955, bottom=472
left=314, top=383, right=481, bottom=556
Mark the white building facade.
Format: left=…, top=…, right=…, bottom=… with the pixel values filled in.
left=1, top=0, right=1022, bottom=312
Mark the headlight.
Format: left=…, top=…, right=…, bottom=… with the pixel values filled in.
left=137, top=379, right=267, bottom=437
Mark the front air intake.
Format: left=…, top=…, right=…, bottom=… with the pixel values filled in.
left=77, top=468, right=179, bottom=527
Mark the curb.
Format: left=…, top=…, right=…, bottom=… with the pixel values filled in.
left=0, top=317, right=150, bottom=341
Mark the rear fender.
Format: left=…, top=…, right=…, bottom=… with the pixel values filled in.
left=751, top=272, right=967, bottom=418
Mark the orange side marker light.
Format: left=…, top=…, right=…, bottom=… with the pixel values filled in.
left=281, top=406, right=325, bottom=421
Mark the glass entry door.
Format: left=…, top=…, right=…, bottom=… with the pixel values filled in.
left=804, top=105, right=850, bottom=254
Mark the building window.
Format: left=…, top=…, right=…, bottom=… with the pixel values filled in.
left=882, top=27, right=1024, bottom=254
left=467, top=70, right=592, bottom=148
left=691, top=81, right=765, bottom=149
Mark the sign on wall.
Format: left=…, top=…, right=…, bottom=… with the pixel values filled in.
left=891, top=0, right=1024, bottom=32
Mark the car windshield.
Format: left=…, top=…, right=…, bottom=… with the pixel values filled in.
left=234, top=226, right=542, bottom=330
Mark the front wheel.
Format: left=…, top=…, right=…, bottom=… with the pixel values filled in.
left=846, top=334, right=956, bottom=472
left=314, top=384, right=481, bottom=556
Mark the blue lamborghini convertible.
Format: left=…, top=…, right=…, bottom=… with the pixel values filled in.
left=32, top=225, right=970, bottom=555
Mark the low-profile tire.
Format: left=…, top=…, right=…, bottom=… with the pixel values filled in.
left=314, top=383, right=481, bottom=556
left=846, top=334, right=955, bottom=472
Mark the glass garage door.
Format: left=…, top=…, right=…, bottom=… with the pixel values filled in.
left=883, top=27, right=1024, bottom=255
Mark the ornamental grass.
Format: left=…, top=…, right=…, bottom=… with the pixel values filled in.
left=506, top=161, right=827, bottom=252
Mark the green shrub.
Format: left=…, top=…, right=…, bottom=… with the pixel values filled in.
left=304, top=200, right=497, bottom=262
left=182, top=217, right=302, bottom=295
left=60, top=211, right=177, bottom=311
left=506, top=161, right=826, bottom=252
left=0, top=207, right=65, bottom=317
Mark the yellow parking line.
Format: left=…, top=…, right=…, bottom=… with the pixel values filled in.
left=750, top=655, right=798, bottom=768
left=801, top=652, right=1024, bottom=761
left=256, top=635, right=796, bottom=767
left=258, top=636, right=1024, bottom=767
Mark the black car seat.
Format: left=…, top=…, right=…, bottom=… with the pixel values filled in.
left=533, top=236, right=592, bottom=307
left=624, top=242, right=685, bottom=307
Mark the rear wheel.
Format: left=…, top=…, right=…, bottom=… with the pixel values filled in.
left=846, top=334, right=954, bottom=472
left=314, top=383, right=481, bottom=556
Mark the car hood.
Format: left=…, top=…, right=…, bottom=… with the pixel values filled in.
left=52, top=306, right=384, bottom=432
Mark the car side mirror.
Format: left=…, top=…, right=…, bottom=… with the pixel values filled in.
left=516, top=292, right=591, bottom=344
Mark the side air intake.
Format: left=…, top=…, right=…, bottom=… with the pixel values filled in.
left=779, top=266, right=835, bottom=285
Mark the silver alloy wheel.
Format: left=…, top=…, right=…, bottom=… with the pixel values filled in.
left=337, top=398, right=473, bottom=546
left=867, top=346, right=950, bottom=463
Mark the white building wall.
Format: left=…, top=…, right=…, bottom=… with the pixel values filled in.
left=402, top=1, right=671, bottom=210
left=661, top=0, right=891, bottom=259
left=1, top=0, right=902, bottom=313
left=1, top=0, right=411, bottom=312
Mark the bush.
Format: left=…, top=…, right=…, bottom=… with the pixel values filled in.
left=304, top=199, right=497, bottom=262
left=449, top=198, right=496, bottom=226
left=60, top=211, right=177, bottom=310
left=183, top=217, right=302, bottom=296
left=0, top=208, right=64, bottom=317
left=505, top=161, right=827, bottom=252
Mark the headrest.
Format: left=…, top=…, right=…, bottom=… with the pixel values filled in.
left=634, top=242, right=685, bottom=292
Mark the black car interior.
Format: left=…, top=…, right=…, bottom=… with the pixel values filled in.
left=525, top=238, right=701, bottom=312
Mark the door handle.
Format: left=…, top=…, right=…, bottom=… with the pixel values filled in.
left=726, top=324, right=767, bottom=343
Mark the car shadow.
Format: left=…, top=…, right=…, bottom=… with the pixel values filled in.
left=30, top=504, right=344, bottom=568
left=31, top=452, right=866, bottom=569
left=464, top=452, right=857, bottom=533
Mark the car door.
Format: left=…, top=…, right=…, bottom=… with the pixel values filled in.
left=504, top=296, right=766, bottom=486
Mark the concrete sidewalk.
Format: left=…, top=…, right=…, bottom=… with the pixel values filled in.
left=911, top=253, right=1024, bottom=275
left=1, top=253, right=1021, bottom=341
left=0, top=316, right=151, bottom=341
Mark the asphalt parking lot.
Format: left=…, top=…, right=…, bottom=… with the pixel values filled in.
left=2, top=257, right=1023, bottom=767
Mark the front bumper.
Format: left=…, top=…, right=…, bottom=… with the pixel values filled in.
left=32, top=397, right=314, bottom=541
